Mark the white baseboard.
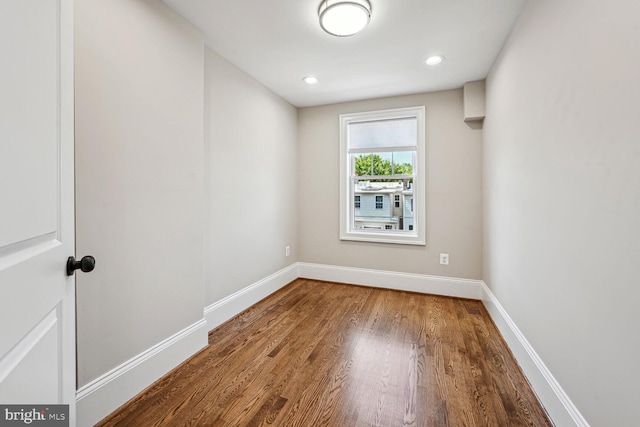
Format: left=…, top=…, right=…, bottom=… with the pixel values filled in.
left=297, top=262, right=483, bottom=300
left=75, top=263, right=586, bottom=427
left=480, top=281, right=589, bottom=427
left=298, top=263, right=587, bottom=426
left=204, top=263, right=298, bottom=331
left=76, top=319, right=208, bottom=427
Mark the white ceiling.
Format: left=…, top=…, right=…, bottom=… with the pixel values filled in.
left=162, top=0, right=526, bottom=107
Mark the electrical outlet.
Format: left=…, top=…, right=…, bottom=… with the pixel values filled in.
left=285, top=246, right=291, bottom=257
left=440, top=253, right=449, bottom=265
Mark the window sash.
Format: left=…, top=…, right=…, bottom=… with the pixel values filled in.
left=339, top=106, right=425, bottom=245
left=348, top=146, right=415, bottom=154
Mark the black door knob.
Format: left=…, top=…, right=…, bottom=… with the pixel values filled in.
left=67, top=255, right=96, bottom=276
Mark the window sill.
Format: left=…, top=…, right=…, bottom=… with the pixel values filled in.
left=340, top=231, right=425, bottom=246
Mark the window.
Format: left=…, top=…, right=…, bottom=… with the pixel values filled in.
left=340, top=106, right=425, bottom=245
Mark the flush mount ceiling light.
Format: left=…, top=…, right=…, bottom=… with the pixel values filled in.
left=303, top=76, right=319, bottom=85
left=318, top=0, right=372, bottom=37
left=426, top=55, right=444, bottom=66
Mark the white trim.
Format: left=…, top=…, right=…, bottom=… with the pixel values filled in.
left=76, top=264, right=587, bottom=427
left=204, top=264, right=298, bottom=330
left=480, top=281, right=589, bottom=427
left=76, top=319, right=208, bottom=427
left=339, top=106, right=426, bottom=246
left=298, top=262, right=483, bottom=300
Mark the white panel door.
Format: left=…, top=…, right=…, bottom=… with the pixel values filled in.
left=0, top=0, right=76, bottom=424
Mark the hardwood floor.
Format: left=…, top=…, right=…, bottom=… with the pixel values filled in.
left=97, top=279, right=552, bottom=426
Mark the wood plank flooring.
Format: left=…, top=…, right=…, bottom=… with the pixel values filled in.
left=97, top=279, right=553, bottom=426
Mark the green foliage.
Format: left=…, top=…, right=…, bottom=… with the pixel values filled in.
left=354, top=154, right=412, bottom=176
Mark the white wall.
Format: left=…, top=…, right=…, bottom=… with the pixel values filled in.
left=298, top=90, right=483, bottom=280
left=75, top=0, right=206, bottom=387
left=484, top=0, right=640, bottom=425
left=204, top=49, right=298, bottom=305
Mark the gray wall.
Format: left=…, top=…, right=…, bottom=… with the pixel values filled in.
left=483, top=0, right=640, bottom=425
left=298, top=90, right=483, bottom=279
left=204, top=49, right=298, bottom=305
left=75, top=0, right=205, bottom=387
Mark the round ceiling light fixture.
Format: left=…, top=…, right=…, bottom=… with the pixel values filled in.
left=426, top=55, right=444, bottom=66
left=303, top=76, right=319, bottom=85
left=319, top=0, right=372, bottom=37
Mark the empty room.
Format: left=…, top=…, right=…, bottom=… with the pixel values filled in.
left=1, top=0, right=638, bottom=426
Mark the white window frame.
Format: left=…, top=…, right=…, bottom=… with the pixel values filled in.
left=339, top=106, right=426, bottom=245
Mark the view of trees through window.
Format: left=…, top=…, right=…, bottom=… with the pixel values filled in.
left=353, top=153, right=413, bottom=179
left=349, top=151, right=415, bottom=233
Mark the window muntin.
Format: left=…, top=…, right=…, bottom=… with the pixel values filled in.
left=339, top=106, right=425, bottom=245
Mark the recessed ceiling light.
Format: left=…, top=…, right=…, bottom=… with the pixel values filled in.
left=426, top=55, right=444, bottom=66
left=318, top=0, right=372, bottom=37
left=303, top=76, right=319, bottom=85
